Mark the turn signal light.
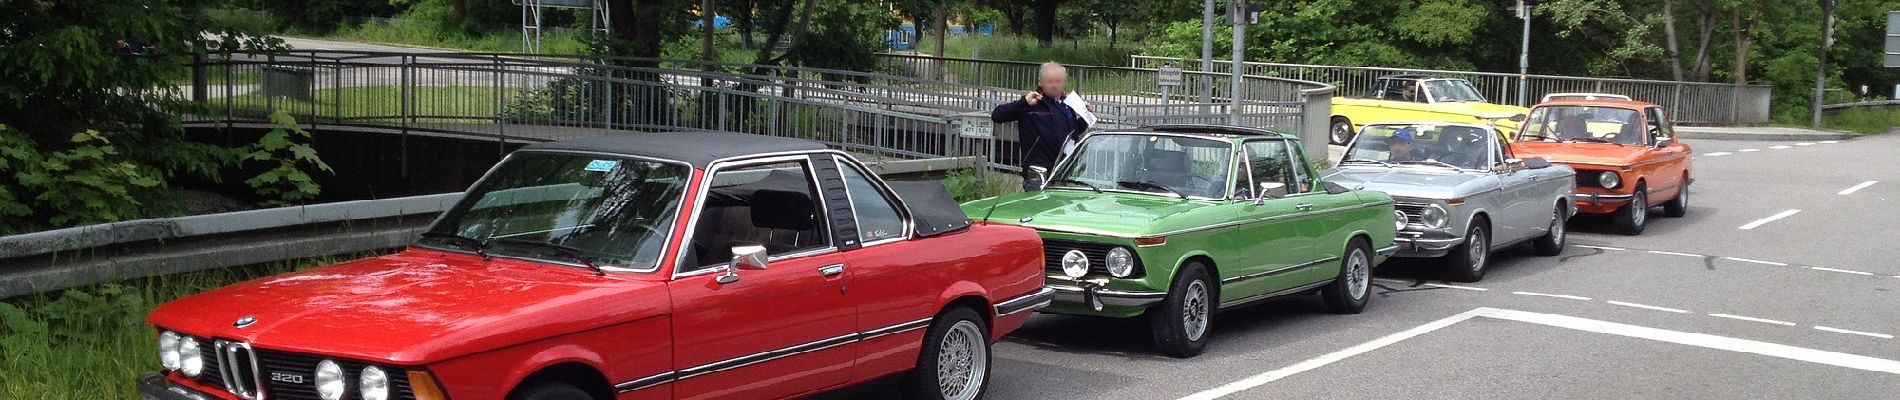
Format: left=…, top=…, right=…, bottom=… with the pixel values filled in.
left=409, top=370, right=450, bottom=400
left=1134, top=236, right=1167, bottom=247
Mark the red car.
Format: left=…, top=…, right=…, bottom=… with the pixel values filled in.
left=138, top=132, right=1052, bottom=400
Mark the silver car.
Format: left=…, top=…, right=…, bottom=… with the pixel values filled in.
left=1323, top=122, right=1575, bottom=282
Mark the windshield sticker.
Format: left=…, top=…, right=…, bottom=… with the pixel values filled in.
left=584, top=159, right=619, bottom=172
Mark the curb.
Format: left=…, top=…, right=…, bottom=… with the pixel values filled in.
left=1676, top=130, right=1859, bottom=142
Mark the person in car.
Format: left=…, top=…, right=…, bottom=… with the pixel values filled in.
left=1437, top=130, right=1484, bottom=169
left=1386, top=128, right=1426, bottom=162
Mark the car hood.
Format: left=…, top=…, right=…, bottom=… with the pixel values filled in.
left=961, top=189, right=1225, bottom=237
left=148, top=249, right=668, bottom=365
left=1511, top=141, right=1647, bottom=167
left=1322, top=167, right=1478, bottom=199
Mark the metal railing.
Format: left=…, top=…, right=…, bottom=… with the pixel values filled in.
left=1131, top=55, right=1772, bottom=125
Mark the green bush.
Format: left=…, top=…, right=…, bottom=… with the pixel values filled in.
left=942, top=168, right=1019, bottom=202
left=0, top=128, right=167, bottom=233
left=1821, top=107, right=1900, bottom=135
left=241, top=111, right=334, bottom=206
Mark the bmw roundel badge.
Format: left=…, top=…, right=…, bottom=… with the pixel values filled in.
left=235, top=315, right=257, bottom=328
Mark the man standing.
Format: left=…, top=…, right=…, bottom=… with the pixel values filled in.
left=992, top=62, right=1089, bottom=191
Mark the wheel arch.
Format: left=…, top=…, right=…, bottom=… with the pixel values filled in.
left=509, top=361, right=615, bottom=400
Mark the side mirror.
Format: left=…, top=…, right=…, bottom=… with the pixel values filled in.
left=1254, top=182, right=1288, bottom=205
left=717, top=245, right=769, bottom=284
left=1521, top=157, right=1552, bottom=169
left=1508, top=113, right=1528, bottom=123
left=1029, top=166, right=1050, bottom=190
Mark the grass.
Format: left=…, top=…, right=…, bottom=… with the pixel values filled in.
left=227, top=85, right=512, bottom=124
left=943, top=168, right=1021, bottom=202
left=0, top=256, right=367, bottom=399
left=1819, top=107, right=1900, bottom=135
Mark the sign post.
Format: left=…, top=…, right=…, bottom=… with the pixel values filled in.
left=1158, top=66, right=1183, bottom=110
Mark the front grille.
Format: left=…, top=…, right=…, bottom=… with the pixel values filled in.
left=1575, top=170, right=1607, bottom=188
left=195, top=338, right=225, bottom=388
left=1042, top=239, right=1142, bottom=278
left=213, top=340, right=263, bottom=399
left=256, top=349, right=417, bottom=400
left=1394, top=203, right=1427, bottom=224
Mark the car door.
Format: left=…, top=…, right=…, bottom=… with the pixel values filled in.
left=1645, top=107, right=1691, bottom=199
left=668, top=156, right=855, bottom=400
left=1272, top=140, right=1367, bottom=286
left=1224, top=139, right=1313, bottom=299
left=817, top=155, right=939, bottom=381
left=1490, top=128, right=1541, bottom=243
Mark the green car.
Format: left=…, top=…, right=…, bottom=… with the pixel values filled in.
left=962, top=125, right=1400, bottom=357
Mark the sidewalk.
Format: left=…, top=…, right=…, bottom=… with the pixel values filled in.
left=1675, top=126, right=1860, bottom=141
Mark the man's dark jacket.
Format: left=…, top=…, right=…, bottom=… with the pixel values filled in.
left=991, top=95, right=1088, bottom=170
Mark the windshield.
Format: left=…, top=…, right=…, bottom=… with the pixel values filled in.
left=1341, top=124, right=1492, bottom=170
left=1051, top=134, right=1232, bottom=199
left=419, top=152, right=689, bottom=270
left=1518, top=105, right=1646, bottom=146
left=1424, top=79, right=1485, bottom=103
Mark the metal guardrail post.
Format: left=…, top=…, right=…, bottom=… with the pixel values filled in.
left=400, top=55, right=413, bottom=179
left=494, top=56, right=507, bottom=155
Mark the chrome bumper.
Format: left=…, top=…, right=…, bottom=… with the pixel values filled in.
left=1574, top=192, right=1635, bottom=207
left=1394, top=231, right=1465, bottom=255
left=1375, top=245, right=1401, bottom=256
left=1048, top=283, right=1166, bottom=311
left=138, top=372, right=213, bottom=400
left=995, top=287, right=1057, bottom=316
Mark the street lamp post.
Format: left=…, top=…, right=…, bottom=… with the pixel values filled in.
left=1202, top=0, right=1215, bottom=114
left=1811, top=0, right=1837, bottom=128
left=1230, top=0, right=1248, bottom=125
left=1518, top=0, right=1534, bottom=106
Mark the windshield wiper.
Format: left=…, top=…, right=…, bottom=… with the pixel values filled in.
left=1565, top=137, right=1613, bottom=144
left=491, top=238, right=605, bottom=276
left=1117, top=180, right=1186, bottom=198
left=1046, top=178, right=1102, bottom=193
left=1341, top=158, right=1395, bottom=168
left=1398, top=160, right=1463, bottom=169
left=419, top=232, right=488, bottom=258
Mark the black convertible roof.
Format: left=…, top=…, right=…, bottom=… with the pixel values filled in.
left=520, top=131, right=828, bottom=168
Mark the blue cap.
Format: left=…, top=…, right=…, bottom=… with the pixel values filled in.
left=1386, top=128, right=1414, bottom=143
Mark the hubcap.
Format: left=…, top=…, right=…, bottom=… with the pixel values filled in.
left=1183, top=280, right=1210, bottom=341
left=1331, top=122, right=1351, bottom=143
left=937, top=320, right=987, bottom=400
left=1347, top=248, right=1370, bottom=299
left=1469, top=229, right=1488, bottom=272
left=1550, top=211, right=1565, bottom=244
left=1632, top=192, right=1647, bottom=226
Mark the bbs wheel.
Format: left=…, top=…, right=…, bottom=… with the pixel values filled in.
left=903, top=307, right=991, bottom=400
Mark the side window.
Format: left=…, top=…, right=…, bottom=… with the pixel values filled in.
left=836, top=160, right=906, bottom=244
left=1281, top=143, right=1314, bottom=193
left=1648, top=108, right=1675, bottom=143
left=1232, top=152, right=1254, bottom=199
left=1243, top=141, right=1297, bottom=197
left=686, top=161, right=828, bottom=270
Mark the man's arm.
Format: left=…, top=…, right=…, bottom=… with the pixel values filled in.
left=992, top=98, right=1030, bottom=123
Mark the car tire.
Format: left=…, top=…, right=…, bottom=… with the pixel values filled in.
left=507, top=381, right=598, bottom=400
left=1531, top=203, right=1567, bottom=256
left=1329, top=117, right=1355, bottom=145
left=903, top=307, right=991, bottom=400
left=1615, top=184, right=1648, bottom=235
left=1321, top=238, right=1374, bottom=314
left=1445, top=219, right=1491, bottom=282
left=1662, top=178, right=1689, bottom=218
left=1148, top=262, right=1214, bottom=358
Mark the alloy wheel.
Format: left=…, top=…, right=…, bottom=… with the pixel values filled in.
left=937, top=320, right=988, bottom=400
left=1347, top=248, right=1371, bottom=300
left=1330, top=121, right=1353, bottom=144
left=1183, top=280, right=1210, bottom=342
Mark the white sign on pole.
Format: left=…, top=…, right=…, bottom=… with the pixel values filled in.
left=955, top=117, right=994, bottom=138
left=1158, top=67, right=1184, bottom=87
left=1886, top=11, right=1900, bottom=67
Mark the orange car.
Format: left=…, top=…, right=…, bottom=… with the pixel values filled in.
left=1509, top=99, right=1691, bottom=235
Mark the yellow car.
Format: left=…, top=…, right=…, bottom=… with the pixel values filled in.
left=1330, top=75, right=1529, bottom=144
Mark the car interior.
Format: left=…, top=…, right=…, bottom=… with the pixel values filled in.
left=686, top=166, right=827, bottom=270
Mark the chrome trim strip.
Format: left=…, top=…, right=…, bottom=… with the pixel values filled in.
left=861, top=318, right=933, bottom=340
left=613, top=371, right=678, bottom=393
left=612, top=313, right=942, bottom=393
left=1218, top=280, right=1331, bottom=310
left=994, top=287, right=1057, bottom=316
left=1375, top=245, right=1400, bottom=256
left=1220, top=256, right=1339, bottom=284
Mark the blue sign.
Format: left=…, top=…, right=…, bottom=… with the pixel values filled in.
left=584, top=159, right=619, bottom=172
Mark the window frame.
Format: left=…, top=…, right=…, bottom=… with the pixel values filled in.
left=832, top=156, right=915, bottom=248
left=671, top=153, right=838, bottom=279
left=1647, top=107, right=1676, bottom=147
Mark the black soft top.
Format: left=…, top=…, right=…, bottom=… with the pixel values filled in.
left=521, top=131, right=828, bottom=168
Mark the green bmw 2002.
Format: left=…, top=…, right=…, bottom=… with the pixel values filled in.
left=962, top=125, right=1400, bottom=357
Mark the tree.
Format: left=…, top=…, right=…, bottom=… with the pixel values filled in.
left=1030, top=0, right=1064, bottom=47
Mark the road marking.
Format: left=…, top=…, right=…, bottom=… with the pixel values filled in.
left=1425, top=283, right=1489, bottom=291
left=1709, top=313, right=1798, bottom=326
left=1770, top=145, right=1792, bottom=149
left=1820, top=140, right=1840, bottom=144
left=1512, top=291, right=1593, bottom=301
left=1810, top=266, right=1876, bottom=276
left=1839, top=180, right=1878, bottom=195
left=1721, top=256, right=1788, bottom=266
left=1796, top=142, right=1815, bottom=146
left=1739, top=209, right=1801, bottom=230
left=1606, top=300, right=1689, bottom=314
left=1815, top=326, right=1895, bottom=339
left=1703, top=151, right=1733, bottom=156
left=1182, top=307, right=1900, bottom=398
left=1739, top=148, right=1761, bottom=152
left=1647, top=250, right=1704, bottom=258
left=1573, top=244, right=1626, bottom=251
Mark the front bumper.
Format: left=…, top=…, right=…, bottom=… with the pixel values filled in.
left=138, top=372, right=222, bottom=400
left=1393, top=231, right=1465, bottom=257
left=995, top=287, right=1057, bottom=316
left=1047, top=282, right=1166, bottom=311
left=1573, top=192, right=1635, bottom=208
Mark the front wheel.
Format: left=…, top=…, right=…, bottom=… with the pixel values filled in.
left=903, top=307, right=991, bottom=400
left=1329, top=117, right=1355, bottom=145
left=1149, top=262, right=1214, bottom=358
left=1444, top=221, right=1491, bottom=282
left=1321, top=239, right=1373, bottom=314
left=1615, top=186, right=1648, bottom=235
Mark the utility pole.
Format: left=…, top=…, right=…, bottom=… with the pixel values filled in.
left=1201, top=0, right=1215, bottom=114
left=1518, top=0, right=1534, bottom=106
left=1811, top=0, right=1837, bottom=128
left=1230, top=0, right=1247, bottom=125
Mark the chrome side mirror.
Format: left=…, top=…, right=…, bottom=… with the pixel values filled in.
left=1029, top=166, right=1050, bottom=190
left=717, top=245, right=769, bottom=284
left=1254, top=182, right=1288, bottom=205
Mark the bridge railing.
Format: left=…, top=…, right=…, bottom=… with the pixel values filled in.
left=1130, top=55, right=1773, bottom=125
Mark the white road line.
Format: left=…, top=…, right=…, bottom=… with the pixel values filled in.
left=1512, top=291, right=1593, bottom=301
left=1606, top=300, right=1690, bottom=314
left=1573, top=244, right=1626, bottom=251
left=1425, top=283, right=1489, bottom=291
left=1709, top=313, right=1798, bottom=326
left=1839, top=180, right=1878, bottom=195
left=1820, top=140, right=1840, bottom=144
left=1703, top=151, right=1733, bottom=156
left=1721, top=256, right=1788, bottom=266
left=1810, top=266, right=1876, bottom=276
left=1482, top=309, right=1900, bottom=376
left=1796, top=142, right=1815, bottom=146
left=1739, top=148, right=1761, bottom=152
left=1815, top=326, right=1895, bottom=339
left=1646, top=250, right=1704, bottom=258
left=1770, top=145, right=1792, bottom=149
left=1177, top=308, right=1489, bottom=400
left=1739, top=209, right=1801, bottom=230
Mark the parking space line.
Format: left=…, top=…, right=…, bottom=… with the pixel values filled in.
left=1703, top=151, right=1733, bottom=156
left=1177, top=308, right=1488, bottom=400
left=1815, top=326, right=1895, bottom=339
left=1646, top=250, right=1704, bottom=258
left=1838, top=181, right=1878, bottom=195
left=1796, top=142, right=1815, bottom=146
left=1739, top=209, right=1801, bottom=230
left=1739, top=148, right=1760, bottom=152
left=1809, top=266, right=1876, bottom=276
left=1820, top=140, right=1840, bottom=144
left=1512, top=291, right=1592, bottom=301
left=1425, top=283, right=1489, bottom=291
left=1709, top=313, right=1798, bottom=326
left=1572, top=244, right=1626, bottom=251
left=1483, top=309, right=1900, bottom=375
left=1770, top=145, right=1791, bottom=149
left=1606, top=300, right=1689, bottom=314
left=1720, top=256, right=1788, bottom=266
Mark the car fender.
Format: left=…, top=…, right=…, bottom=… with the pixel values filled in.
left=934, top=280, right=993, bottom=317
left=1160, top=248, right=1219, bottom=285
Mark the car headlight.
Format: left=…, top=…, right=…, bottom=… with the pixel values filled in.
left=159, top=331, right=182, bottom=371
left=316, top=360, right=346, bottom=400
left=1422, top=204, right=1449, bottom=229
left=1104, top=247, right=1136, bottom=277
left=178, top=338, right=204, bottom=377
left=1598, top=171, right=1622, bottom=189
left=1059, top=250, right=1089, bottom=278
left=1393, top=210, right=1408, bottom=230
left=360, top=366, right=391, bottom=400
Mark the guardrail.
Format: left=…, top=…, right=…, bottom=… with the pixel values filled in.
left=1821, top=99, right=1900, bottom=114
left=1131, top=55, right=1772, bottom=125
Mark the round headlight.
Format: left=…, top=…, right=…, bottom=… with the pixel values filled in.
left=1393, top=210, right=1409, bottom=230
left=1422, top=204, right=1449, bottom=229
left=1598, top=171, right=1622, bottom=189
left=315, top=360, right=346, bottom=400
left=178, top=338, right=204, bottom=377
left=158, top=331, right=182, bottom=371
left=360, top=366, right=391, bottom=400
left=1104, top=247, right=1135, bottom=277
left=1059, top=250, right=1090, bottom=278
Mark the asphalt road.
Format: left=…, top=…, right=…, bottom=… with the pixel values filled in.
left=821, top=134, right=1900, bottom=399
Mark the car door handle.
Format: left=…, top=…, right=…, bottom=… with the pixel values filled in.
left=1296, top=203, right=1315, bottom=211
left=818, top=264, right=846, bottom=277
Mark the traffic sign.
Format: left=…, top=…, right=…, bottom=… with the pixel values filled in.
left=1158, top=67, right=1184, bottom=87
